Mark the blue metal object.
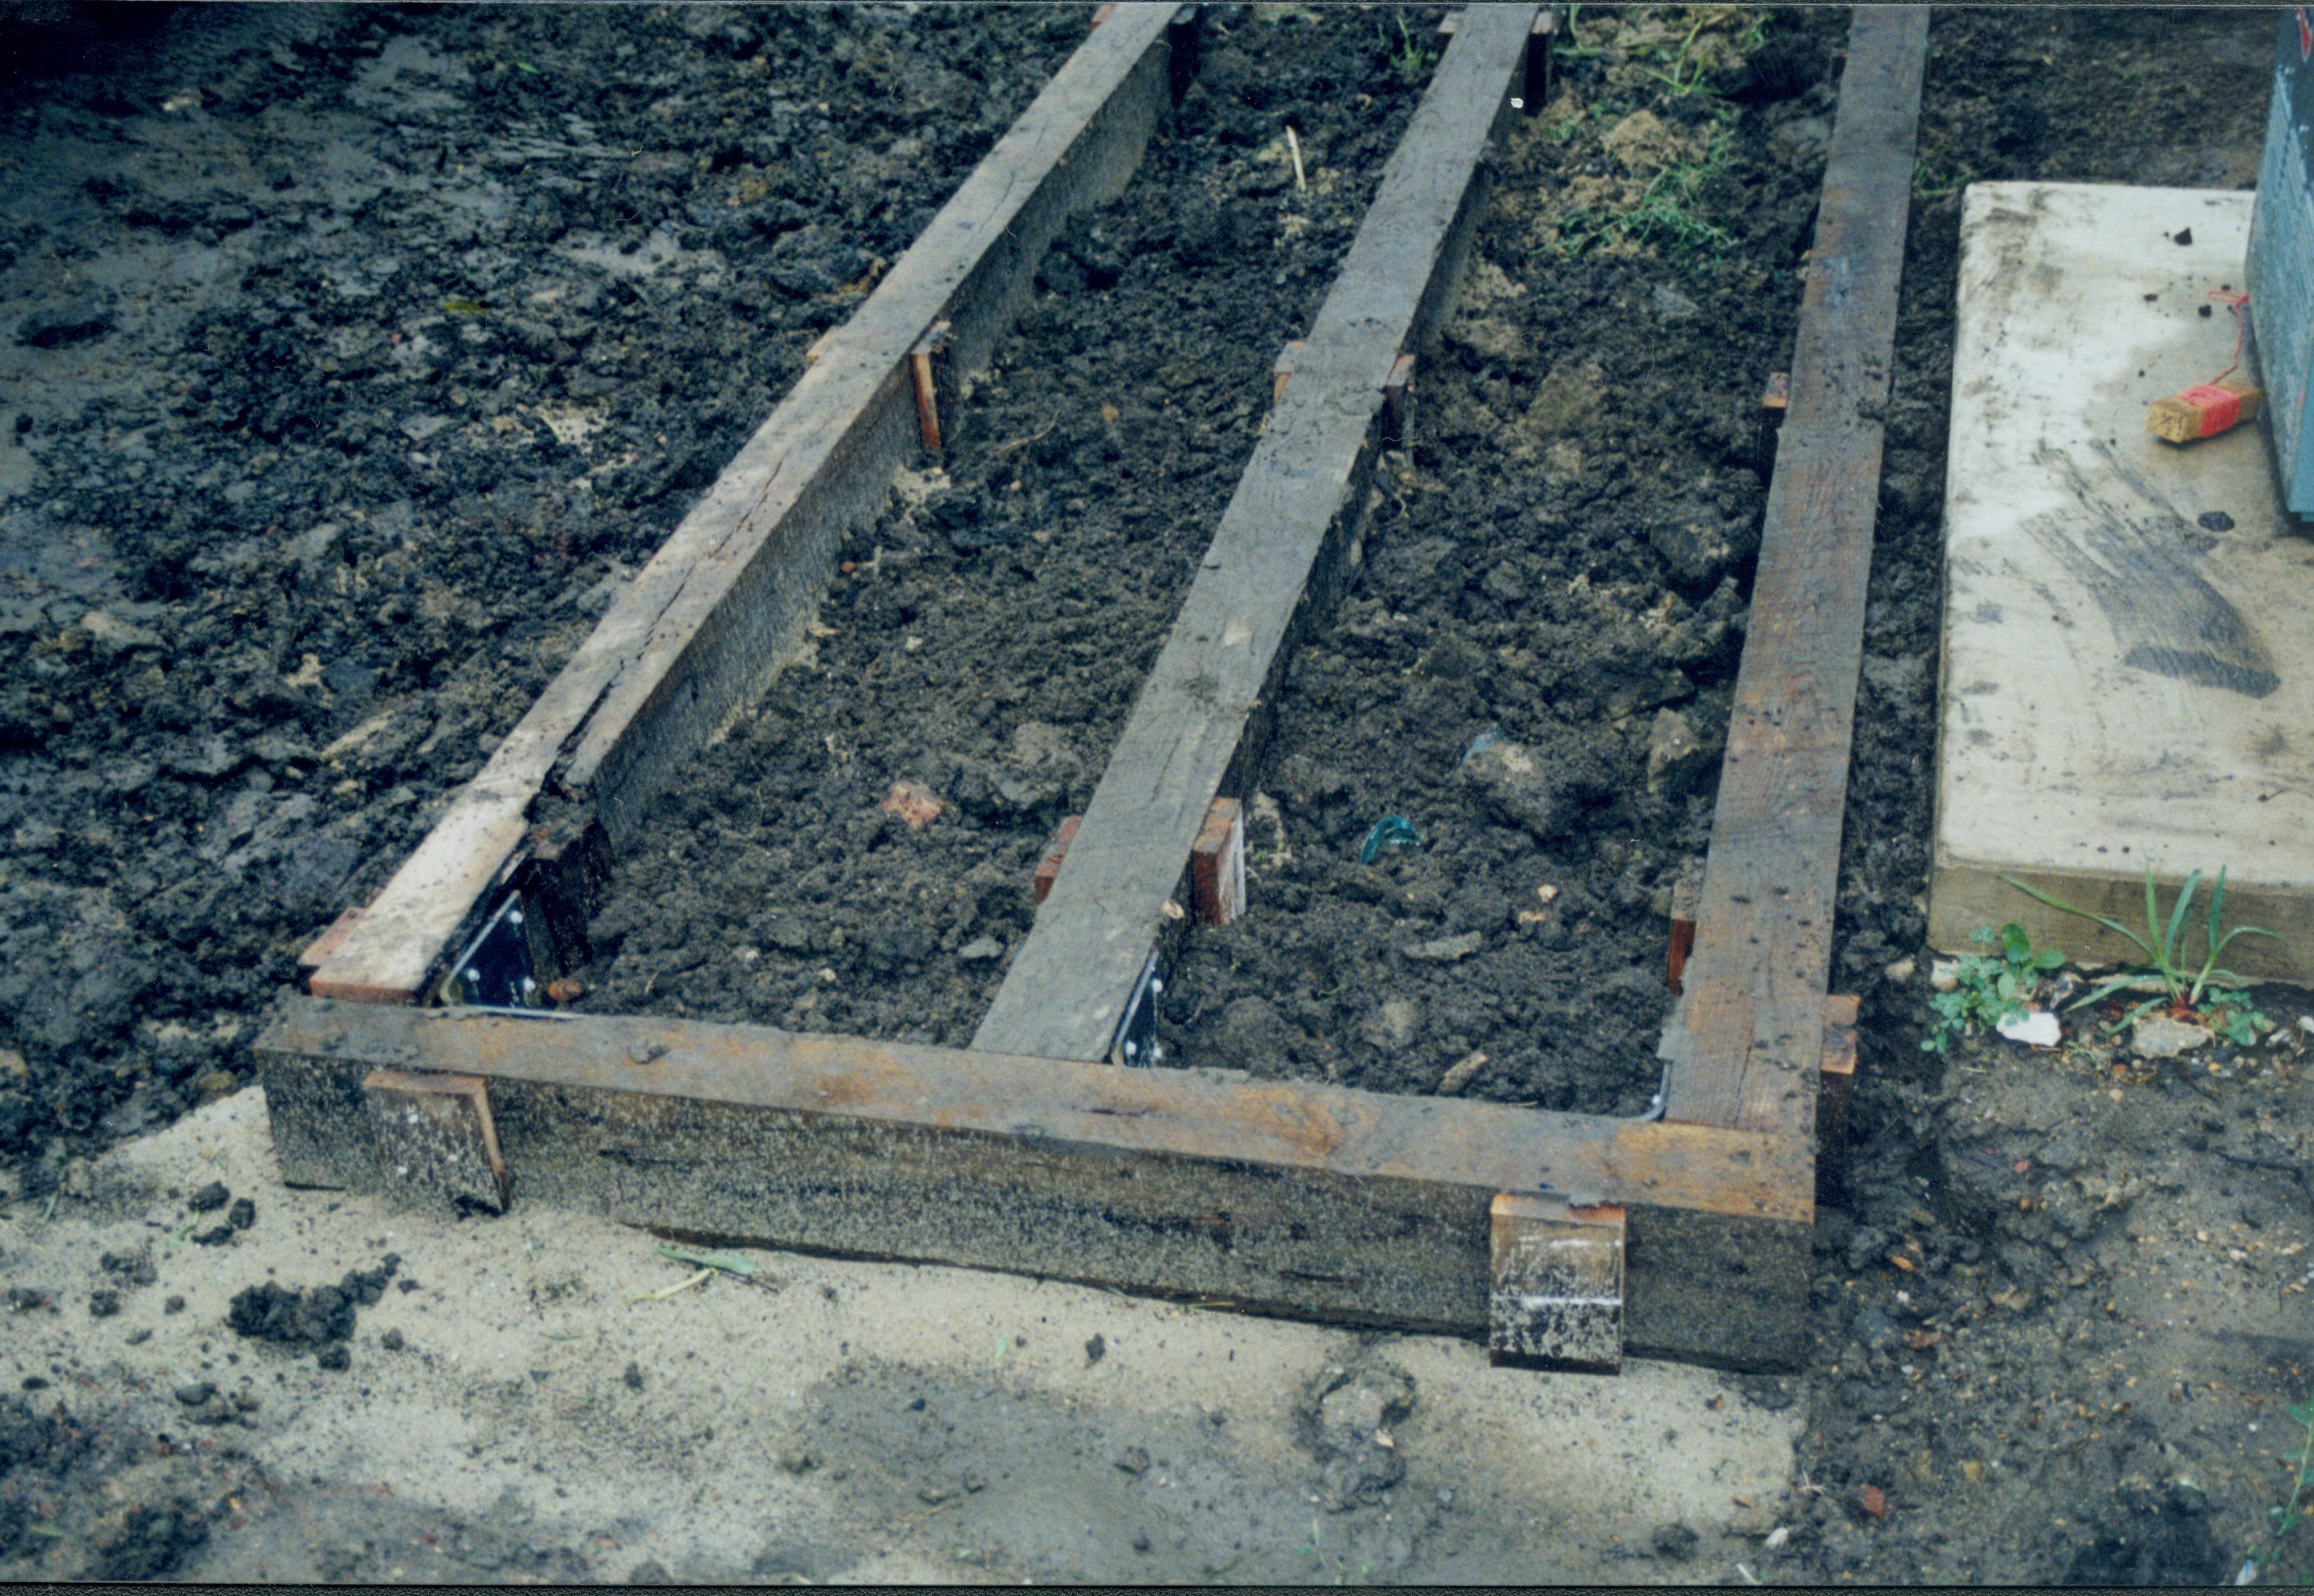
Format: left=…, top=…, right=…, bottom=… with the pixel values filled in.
left=2248, top=7, right=2314, bottom=516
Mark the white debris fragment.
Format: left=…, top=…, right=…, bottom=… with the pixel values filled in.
left=1929, top=959, right=1960, bottom=992
left=1996, top=1010, right=2061, bottom=1048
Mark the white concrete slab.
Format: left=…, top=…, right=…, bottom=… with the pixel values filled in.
left=0, top=1088, right=1798, bottom=1585
left=1930, top=181, right=2314, bottom=979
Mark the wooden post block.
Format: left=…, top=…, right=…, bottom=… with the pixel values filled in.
left=1488, top=1194, right=1625, bottom=1373
left=361, top=1070, right=510, bottom=1214
left=1189, top=797, right=1246, bottom=925
left=1665, top=855, right=1704, bottom=995
left=1381, top=352, right=1415, bottom=451
left=1270, top=339, right=1304, bottom=405
left=1090, top=3, right=1117, bottom=28
left=909, top=319, right=955, bottom=452
left=1437, top=10, right=1462, bottom=48
left=1817, top=992, right=1859, bottom=1198
left=1034, top=816, right=1083, bottom=905
left=298, top=908, right=366, bottom=988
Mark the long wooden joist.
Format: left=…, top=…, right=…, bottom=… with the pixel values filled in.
left=1657, top=8, right=1930, bottom=1138
left=972, top=3, right=1538, bottom=1064
left=308, top=3, right=1190, bottom=1005
left=257, top=1000, right=1811, bottom=1369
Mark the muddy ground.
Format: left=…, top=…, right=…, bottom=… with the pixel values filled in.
left=1, top=3, right=2311, bottom=1588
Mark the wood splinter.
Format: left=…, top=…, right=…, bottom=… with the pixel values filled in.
left=1189, top=797, right=1246, bottom=925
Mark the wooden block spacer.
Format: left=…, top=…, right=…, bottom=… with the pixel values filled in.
left=1381, top=352, right=1415, bottom=451
left=361, top=1070, right=511, bottom=1214
left=1034, top=815, right=1083, bottom=905
left=1488, top=1194, right=1625, bottom=1373
left=298, top=907, right=366, bottom=990
left=909, top=319, right=955, bottom=452
left=1189, top=797, right=1246, bottom=925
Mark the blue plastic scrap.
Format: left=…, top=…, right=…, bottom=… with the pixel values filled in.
left=1358, top=814, right=1424, bottom=865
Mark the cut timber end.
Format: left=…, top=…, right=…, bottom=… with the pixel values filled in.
left=297, top=907, right=365, bottom=986
left=1488, top=1195, right=1624, bottom=1373
left=1190, top=797, right=1246, bottom=925
left=1034, top=815, right=1083, bottom=905
left=360, top=1070, right=510, bottom=1214
left=1665, top=854, right=1704, bottom=995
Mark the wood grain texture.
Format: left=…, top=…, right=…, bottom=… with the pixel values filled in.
left=973, top=3, right=1537, bottom=1064
left=308, top=5, right=1182, bottom=1004
left=258, top=997, right=1812, bottom=1367
left=1658, top=7, right=1927, bottom=1139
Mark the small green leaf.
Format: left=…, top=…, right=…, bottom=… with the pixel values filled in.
left=2000, top=923, right=2030, bottom=962
left=2031, top=949, right=2065, bottom=970
left=515, top=58, right=542, bottom=75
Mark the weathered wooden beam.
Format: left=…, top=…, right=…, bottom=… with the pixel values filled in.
left=973, top=3, right=1537, bottom=1066
left=257, top=998, right=1813, bottom=1369
left=1488, top=1195, right=1625, bottom=1372
left=307, top=5, right=1189, bottom=1005
left=1657, top=7, right=1928, bottom=1139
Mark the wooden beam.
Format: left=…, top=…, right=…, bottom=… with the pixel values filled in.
left=1658, top=7, right=1928, bottom=1138
left=307, top=5, right=1188, bottom=1005
left=972, top=3, right=1537, bottom=1065
left=257, top=998, right=1813, bottom=1369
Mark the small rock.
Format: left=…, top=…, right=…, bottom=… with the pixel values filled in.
left=1928, top=960, right=1959, bottom=992
left=1362, top=998, right=1422, bottom=1050
left=1651, top=284, right=1700, bottom=320
left=1645, top=707, right=1714, bottom=797
left=1085, top=1333, right=1106, bottom=1365
left=2296, top=1015, right=2314, bottom=1036
left=1996, top=1010, right=2061, bottom=1048
left=164, top=1296, right=185, bottom=1314
left=186, top=1181, right=229, bottom=1214
left=1131, top=1532, right=1152, bottom=1553
left=1883, top=957, right=1916, bottom=984
left=17, top=302, right=112, bottom=348
left=380, top=1329, right=405, bottom=1351
left=1115, top=1446, right=1151, bottom=1476
left=879, top=779, right=946, bottom=831
left=1403, top=931, right=1482, bottom=963
left=316, top=1343, right=350, bottom=1371
left=124, top=1327, right=152, bottom=1346
left=80, top=610, right=162, bottom=654
left=1652, top=1522, right=1699, bottom=1561
left=2133, top=1014, right=2213, bottom=1059
left=1460, top=738, right=1569, bottom=840
left=956, top=937, right=1005, bottom=963
left=624, top=1362, right=645, bottom=1390
left=778, top=1448, right=818, bottom=1475
left=89, top=1290, right=121, bottom=1318
left=174, top=1382, right=215, bottom=1407
left=1437, top=1050, right=1489, bottom=1095
left=226, top=1197, right=255, bottom=1230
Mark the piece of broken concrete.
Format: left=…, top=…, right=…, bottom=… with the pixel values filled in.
left=2131, top=1013, right=2212, bottom=1058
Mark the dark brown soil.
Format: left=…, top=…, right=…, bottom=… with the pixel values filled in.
left=0, top=1, right=1081, bottom=1176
